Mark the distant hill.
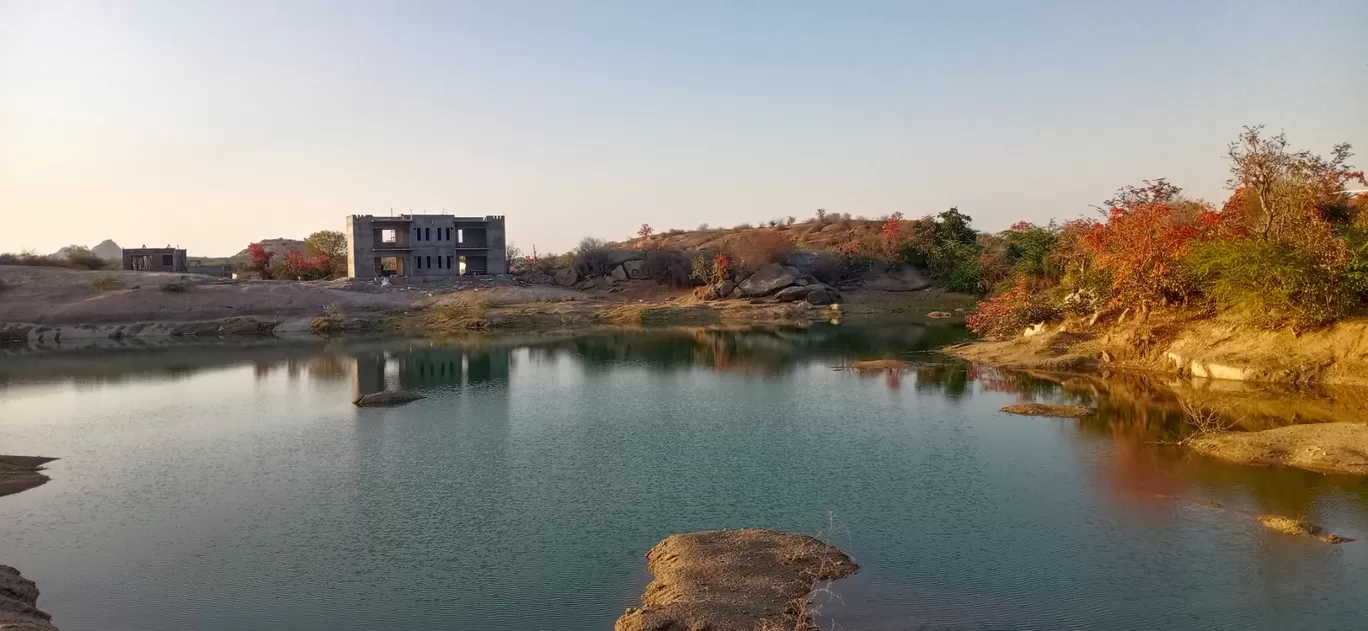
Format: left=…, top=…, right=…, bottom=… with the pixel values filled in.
left=91, top=239, right=122, bottom=262
left=52, top=239, right=123, bottom=262
left=234, top=238, right=305, bottom=259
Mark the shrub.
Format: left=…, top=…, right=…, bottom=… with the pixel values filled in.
left=645, top=250, right=693, bottom=286
left=245, top=243, right=274, bottom=279
left=1081, top=181, right=1215, bottom=309
left=161, top=278, right=194, bottom=293
left=574, top=237, right=608, bottom=256
left=966, top=277, right=1061, bottom=338
left=63, top=246, right=107, bottom=270
left=726, top=231, right=794, bottom=272
left=279, top=249, right=334, bottom=281
left=1187, top=238, right=1359, bottom=328
left=0, top=251, right=65, bottom=267
left=88, top=274, right=124, bottom=291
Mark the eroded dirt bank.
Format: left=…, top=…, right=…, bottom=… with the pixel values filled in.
left=0, top=457, right=61, bottom=630
left=1188, top=423, right=1368, bottom=475
left=947, top=313, right=1368, bottom=386
left=616, top=529, right=858, bottom=631
left=0, top=456, right=57, bottom=499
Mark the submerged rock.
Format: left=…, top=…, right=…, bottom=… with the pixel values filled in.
left=353, top=390, right=426, bottom=407
left=1000, top=403, right=1093, bottom=418
left=615, top=529, right=858, bottom=631
left=1257, top=514, right=1355, bottom=544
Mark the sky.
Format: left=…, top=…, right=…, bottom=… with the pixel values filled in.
left=1, top=0, right=1365, bottom=257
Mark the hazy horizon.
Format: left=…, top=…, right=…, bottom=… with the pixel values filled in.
left=3, top=0, right=1365, bottom=257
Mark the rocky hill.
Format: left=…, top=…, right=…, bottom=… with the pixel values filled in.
left=234, top=238, right=305, bottom=259
left=613, top=218, right=885, bottom=253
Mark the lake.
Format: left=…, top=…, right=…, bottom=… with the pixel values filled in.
left=2, top=324, right=1366, bottom=631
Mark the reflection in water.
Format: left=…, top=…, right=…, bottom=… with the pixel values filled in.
left=3, top=324, right=1368, bottom=631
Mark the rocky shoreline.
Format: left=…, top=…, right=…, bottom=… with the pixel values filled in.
left=0, top=456, right=60, bottom=630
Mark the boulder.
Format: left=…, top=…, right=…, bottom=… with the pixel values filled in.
left=717, top=280, right=736, bottom=298
left=610, top=265, right=629, bottom=282
left=553, top=267, right=579, bottom=287
left=353, top=390, right=425, bottom=407
left=795, top=278, right=809, bottom=287
left=623, top=259, right=649, bottom=280
left=805, top=288, right=835, bottom=305
left=736, top=263, right=798, bottom=297
left=773, top=285, right=813, bottom=302
left=602, top=250, right=647, bottom=266
left=862, top=262, right=932, bottom=292
left=785, top=250, right=824, bottom=276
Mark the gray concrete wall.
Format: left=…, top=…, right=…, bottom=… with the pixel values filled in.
left=346, top=213, right=507, bottom=278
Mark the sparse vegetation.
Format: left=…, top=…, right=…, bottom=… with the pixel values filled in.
left=160, top=278, right=194, bottom=292
left=88, top=274, right=125, bottom=291
left=967, top=127, right=1367, bottom=337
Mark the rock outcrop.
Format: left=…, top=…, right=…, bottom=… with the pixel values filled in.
left=1188, top=423, right=1368, bottom=475
left=615, top=529, right=858, bottom=631
left=736, top=264, right=798, bottom=297
left=553, top=267, right=580, bottom=287
left=862, top=262, right=932, bottom=291
left=353, top=390, right=426, bottom=407
left=0, top=565, right=59, bottom=630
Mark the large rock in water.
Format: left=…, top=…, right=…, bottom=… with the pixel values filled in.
left=353, top=390, right=425, bottom=407
left=615, top=529, right=858, bottom=631
left=736, top=263, right=798, bottom=297
left=0, top=565, right=59, bottom=630
left=863, top=262, right=933, bottom=291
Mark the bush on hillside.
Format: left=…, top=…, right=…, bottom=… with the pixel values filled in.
left=1187, top=238, right=1360, bottom=329
left=645, top=250, right=694, bottom=286
left=0, top=251, right=65, bottom=267
left=966, top=277, right=1061, bottom=338
left=63, top=246, right=108, bottom=270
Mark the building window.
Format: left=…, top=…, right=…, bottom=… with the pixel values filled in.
left=458, top=229, right=464, bottom=244
left=446, top=227, right=452, bottom=241
left=416, top=257, right=421, bottom=269
left=161, top=254, right=173, bottom=266
left=437, top=256, right=443, bottom=269
left=446, top=255, right=452, bottom=270
left=426, top=255, right=432, bottom=269
left=425, top=227, right=431, bottom=241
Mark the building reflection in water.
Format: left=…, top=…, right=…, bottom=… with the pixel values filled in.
left=350, top=346, right=513, bottom=397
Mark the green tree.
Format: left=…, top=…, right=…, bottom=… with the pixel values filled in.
left=304, top=230, right=348, bottom=277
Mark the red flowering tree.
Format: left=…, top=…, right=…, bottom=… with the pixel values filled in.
left=1081, top=180, right=1216, bottom=309
left=280, top=249, right=334, bottom=281
left=246, top=243, right=274, bottom=279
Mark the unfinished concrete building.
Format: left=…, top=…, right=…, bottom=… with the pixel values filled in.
left=345, top=214, right=507, bottom=278
left=122, top=247, right=187, bottom=272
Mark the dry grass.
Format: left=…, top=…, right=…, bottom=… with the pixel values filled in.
left=423, top=296, right=491, bottom=330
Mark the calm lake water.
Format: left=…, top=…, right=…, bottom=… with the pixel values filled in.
left=2, top=324, right=1366, bottom=631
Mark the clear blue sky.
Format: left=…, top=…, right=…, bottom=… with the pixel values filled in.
left=2, top=0, right=1365, bottom=256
